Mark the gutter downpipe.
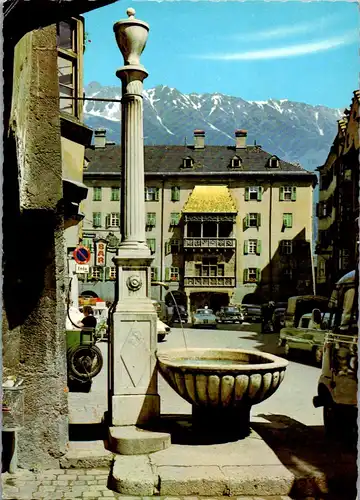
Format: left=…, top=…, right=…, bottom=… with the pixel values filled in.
left=269, top=174, right=273, bottom=301
left=160, top=176, right=165, bottom=301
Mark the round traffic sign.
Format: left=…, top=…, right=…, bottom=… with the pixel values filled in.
left=73, top=245, right=91, bottom=264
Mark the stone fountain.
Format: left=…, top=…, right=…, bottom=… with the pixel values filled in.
left=157, top=347, right=288, bottom=435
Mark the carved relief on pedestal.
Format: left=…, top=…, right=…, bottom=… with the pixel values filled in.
left=126, top=275, right=142, bottom=291
left=120, top=322, right=150, bottom=387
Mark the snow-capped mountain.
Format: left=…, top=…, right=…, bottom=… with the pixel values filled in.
left=84, top=82, right=343, bottom=172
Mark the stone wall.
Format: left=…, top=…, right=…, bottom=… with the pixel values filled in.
left=3, top=25, right=68, bottom=469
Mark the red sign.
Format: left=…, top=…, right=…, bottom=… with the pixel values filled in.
left=73, top=245, right=91, bottom=264
left=95, top=240, right=107, bottom=267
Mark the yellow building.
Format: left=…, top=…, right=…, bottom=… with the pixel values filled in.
left=316, top=90, right=359, bottom=295
left=81, top=129, right=317, bottom=312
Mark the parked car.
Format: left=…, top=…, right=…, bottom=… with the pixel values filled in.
left=217, top=306, right=244, bottom=324
left=313, top=270, right=358, bottom=442
left=279, top=311, right=332, bottom=365
left=157, top=318, right=171, bottom=342
left=192, top=308, right=217, bottom=328
left=241, top=304, right=262, bottom=323
left=168, top=304, right=188, bottom=325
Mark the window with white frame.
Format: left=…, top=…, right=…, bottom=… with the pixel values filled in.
left=109, top=267, right=117, bottom=280
left=170, top=267, right=180, bottom=280
left=57, top=19, right=80, bottom=118
left=248, top=268, right=258, bottom=281
left=92, top=267, right=102, bottom=280
left=248, top=239, right=257, bottom=254
left=109, top=213, right=120, bottom=227
left=283, top=186, right=292, bottom=201
left=248, top=213, right=259, bottom=227
left=145, top=187, right=159, bottom=201
left=249, top=187, right=259, bottom=200
left=281, top=240, right=293, bottom=255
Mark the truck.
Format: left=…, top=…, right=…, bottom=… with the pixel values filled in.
left=313, top=270, right=358, bottom=442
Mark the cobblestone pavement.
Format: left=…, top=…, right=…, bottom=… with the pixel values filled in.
left=1, top=468, right=296, bottom=499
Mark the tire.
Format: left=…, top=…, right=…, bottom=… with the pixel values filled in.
left=67, top=345, right=103, bottom=381
left=157, top=333, right=166, bottom=342
left=314, top=346, right=323, bottom=366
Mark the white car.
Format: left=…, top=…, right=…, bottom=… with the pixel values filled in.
left=157, top=318, right=170, bottom=342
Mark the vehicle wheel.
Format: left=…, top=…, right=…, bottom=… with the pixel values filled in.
left=67, top=345, right=103, bottom=381
left=284, top=342, right=291, bottom=358
left=157, top=333, right=166, bottom=342
left=314, top=346, right=323, bottom=366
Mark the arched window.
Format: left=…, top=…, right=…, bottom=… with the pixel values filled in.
left=268, top=156, right=279, bottom=168
left=183, top=156, right=194, bottom=168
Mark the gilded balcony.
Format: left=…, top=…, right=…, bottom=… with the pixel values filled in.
left=184, top=276, right=236, bottom=287
left=183, top=237, right=236, bottom=250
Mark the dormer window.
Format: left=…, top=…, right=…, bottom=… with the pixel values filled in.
left=183, top=156, right=194, bottom=168
left=269, top=156, right=280, bottom=168
left=231, top=155, right=242, bottom=168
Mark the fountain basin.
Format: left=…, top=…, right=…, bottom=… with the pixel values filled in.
left=156, top=348, right=288, bottom=408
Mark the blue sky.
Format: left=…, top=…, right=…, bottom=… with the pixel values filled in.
left=84, top=1, right=359, bottom=108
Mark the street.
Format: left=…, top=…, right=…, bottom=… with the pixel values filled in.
left=69, top=322, right=323, bottom=427
left=157, top=323, right=323, bottom=426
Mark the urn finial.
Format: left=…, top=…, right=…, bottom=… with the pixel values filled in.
left=113, top=8, right=149, bottom=66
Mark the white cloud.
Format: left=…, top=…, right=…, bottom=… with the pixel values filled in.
left=192, top=32, right=357, bottom=61
left=230, top=16, right=335, bottom=42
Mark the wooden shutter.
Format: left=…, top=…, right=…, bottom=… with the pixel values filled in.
left=256, top=240, right=261, bottom=255
left=155, top=188, right=160, bottom=201
left=244, top=240, right=248, bottom=255
left=165, top=267, right=170, bottom=281
left=291, top=186, right=297, bottom=201
left=279, top=186, right=285, bottom=201
left=105, top=267, right=110, bottom=281
left=256, top=268, right=261, bottom=282
left=105, top=214, right=110, bottom=229
left=165, top=241, right=171, bottom=255
left=144, top=187, right=148, bottom=201
left=256, top=213, right=261, bottom=227
left=245, top=187, right=250, bottom=201
left=153, top=267, right=158, bottom=281
left=88, top=267, right=94, bottom=280
left=245, top=214, right=250, bottom=228
left=243, top=268, right=249, bottom=283
left=257, top=187, right=262, bottom=201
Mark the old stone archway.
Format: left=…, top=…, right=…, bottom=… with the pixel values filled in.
left=190, top=291, right=229, bottom=313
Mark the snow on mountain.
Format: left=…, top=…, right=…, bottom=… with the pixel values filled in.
left=83, top=82, right=343, bottom=174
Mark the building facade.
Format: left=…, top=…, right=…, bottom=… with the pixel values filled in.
left=2, top=0, right=117, bottom=471
left=80, top=129, right=317, bottom=313
left=316, top=90, right=359, bottom=296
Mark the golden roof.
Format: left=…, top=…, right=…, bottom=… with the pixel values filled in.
left=182, top=185, right=237, bottom=213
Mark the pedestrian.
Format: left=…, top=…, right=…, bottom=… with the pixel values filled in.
left=77, top=305, right=97, bottom=331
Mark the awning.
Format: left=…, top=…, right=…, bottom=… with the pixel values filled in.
left=182, top=185, right=237, bottom=214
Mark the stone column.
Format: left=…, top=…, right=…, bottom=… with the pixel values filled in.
left=109, top=8, right=160, bottom=429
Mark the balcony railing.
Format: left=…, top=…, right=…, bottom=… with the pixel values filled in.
left=183, top=237, right=236, bottom=249
left=184, top=276, right=236, bottom=287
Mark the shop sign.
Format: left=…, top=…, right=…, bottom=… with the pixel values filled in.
left=95, top=239, right=107, bottom=267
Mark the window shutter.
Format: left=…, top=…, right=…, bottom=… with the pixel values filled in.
left=256, top=240, right=261, bottom=255
left=105, top=214, right=110, bottom=229
left=98, top=267, right=104, bottom=281
left=256, top=268, right=261, bottom=282
left=291, top=186, right=297, bottom=201
left=279, top=186, right=285, bottom=201
left=245, top=187, right=250, bottom=201
left=245, top=214, right=250, bottom=228
left=244, top=240, right=248, bottom=255
left=144, top=187, right=147, bottom=201
left=116, top=213, right=120, bottom=225
left=155, top=188, right=160, bottom=201
left=153, top=267, right=158, bottom=281
left=88, top=267, right=94, bottom=280
left=257, top=213, right=261, bottom=227
left=165, top=241, right=171, bottom=255
left=257, top=187, right=262, bottom=201
left=105, top=267, right=110, bottom=281
left=165, top=267, right=170, bottom=281
left=243, top=268, right=249, bottom=283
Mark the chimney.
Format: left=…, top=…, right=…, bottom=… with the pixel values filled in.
left=194, top=129, right=205, bottom=149
left=235, top=129, right=247, bottom=149
left=94, top=128, right=106, bottom=148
